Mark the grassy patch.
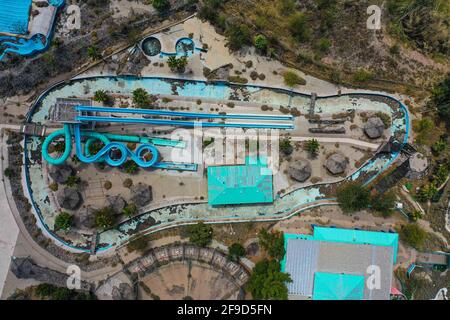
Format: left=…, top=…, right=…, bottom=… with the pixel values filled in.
left=283, top=71, right=306, bottom=87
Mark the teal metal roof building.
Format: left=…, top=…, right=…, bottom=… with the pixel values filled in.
left=207, top=157, right=273, bottom=206
left=312, top=273, right=365, bottom=300
left=282, top=226, right=399, bottom=300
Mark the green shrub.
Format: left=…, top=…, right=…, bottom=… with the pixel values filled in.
left=228, top=243, right=246, bottom=261
left=418, top=182, right=438, bottom=202
left=65, top=175, right=80, bottom=187
left=278, top=0, right=295, bottom=15
left=87, top=46, right=102, bottom=60
left=246, top=259, right=292, bottom=300
left=198, top=0, right=223, bottom=23
left=123, top=160, right=139, bottom=174
left=152, top=0, right=170, bottom=11
left=279, top=137, right=293, bottom=155
left=132, top=88, right=156, bottom=108
left=431, top=74, right=450, bottom=120
left=123, top=203, right=138, bottom=217
left=95, top=207, right=115, bottom=230
left=258, top=229, right=285, bottom=261
left=413, top=117, right=435, bottom=145
left=93, top=90, right=110, bottom=103
left=400, top=223, right=426, bottom=249
left=225, top=24, right=251, bottom=51
left=54, top=212, right=73, bottom=231
left=4, top=167, right=13, bottom=178
left=167, top=56, right=188, bottom=73
left=305, top=139, right=320, bottom=156
left=288, top=13, right=311, bottom=42
left=337, top=183, right=371, bottom=214
left=283, top=71, right=306, bottom=87
left=187, top=222, right=213, bottom=247
left=315, top=38, right=332, bottom=54
left=389, top=43, right=400, bottom=55
left=35, top=283, right=56, bottom=298
left=253, top=34, right=269, bottom=53
left=227, top=75, right=248, bottom=84
left=353, top=68, right=373, bottom=83
left=371, top=191, right=396, bottom=217
left=375, top=112, right=391, bottom=127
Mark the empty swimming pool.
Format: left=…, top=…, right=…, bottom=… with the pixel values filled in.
left=141, top=37, right=162, bottom=56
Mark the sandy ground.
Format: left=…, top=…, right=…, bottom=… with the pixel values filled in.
left=110, top=0, right=156, bottom=19
left=139, top=261, right=240, bottom=300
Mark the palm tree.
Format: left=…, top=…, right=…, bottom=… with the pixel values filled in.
left=305, top=139, right=320, bottom=156
left=87, top=46, right=102, bottom=60
left=93, top=90, right=109, bottom=103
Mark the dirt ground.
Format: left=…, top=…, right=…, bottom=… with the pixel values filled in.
left=139, top=261, right=241, bottom=300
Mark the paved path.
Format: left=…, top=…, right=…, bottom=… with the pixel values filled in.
left=289, top=136, right=379, bottom=150
left=0, top=129, right=19, bottom=297
left=189, top=128, right=380, bottom=149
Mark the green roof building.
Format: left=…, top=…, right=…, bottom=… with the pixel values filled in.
left=207, top=157, right=273, bottom=206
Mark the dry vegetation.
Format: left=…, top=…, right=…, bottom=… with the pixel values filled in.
left=200, top=0, right=449, bottom=96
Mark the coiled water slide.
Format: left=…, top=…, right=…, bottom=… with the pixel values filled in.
left=42, top=124, right=159, bottom=167
left=42, top=105, right=294, bottom=168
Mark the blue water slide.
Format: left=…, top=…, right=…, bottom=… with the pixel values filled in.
left=73, top=125, right=159, bottom=168
left=76, top=115, right=294, bottom=129
left=42, top=124, right=72, bottom=165
left=75, top=105, right=294, bottom=121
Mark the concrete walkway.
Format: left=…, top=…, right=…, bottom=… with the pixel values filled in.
left=0, top=129, right=19, bottom=297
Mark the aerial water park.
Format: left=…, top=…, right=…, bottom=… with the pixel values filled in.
left=23, top=75, right=409, bottom=253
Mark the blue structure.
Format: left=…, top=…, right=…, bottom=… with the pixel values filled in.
left=282, top=226, right=399, bottom=300
left=43, top=104, right=293, bottom=169
left=207, top=157, right=273, bottom=206
left=312, top=273, right=365, bottom=300
left=312, top=226, right=399, bottom=263
left=0, top=0, right=32, bottom=35
left=24, top=75, right=410, bottom=254
left=0, top=0, right=64, bottom=61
